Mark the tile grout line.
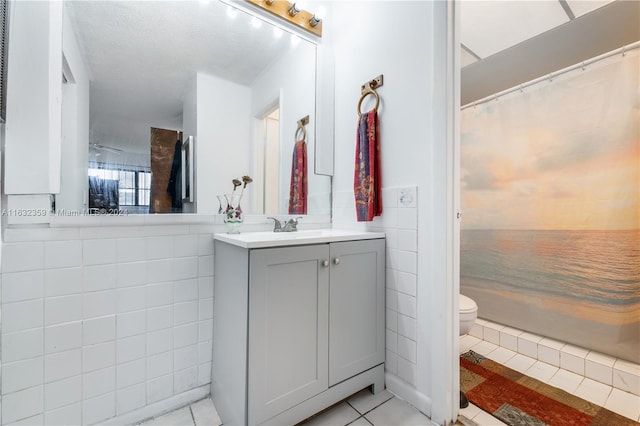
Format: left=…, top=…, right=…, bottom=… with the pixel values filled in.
left=346, top=392, right=395, bottom=423
left=345, top=414, right=374, bottom=426
left=189, top=404, right=197, bottom=426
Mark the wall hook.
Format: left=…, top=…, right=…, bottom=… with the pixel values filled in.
left=361, top=74, right=384, bottom=94
left=297, top=115, right=309, bottom=127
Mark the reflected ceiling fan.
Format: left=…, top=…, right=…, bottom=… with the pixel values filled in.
left=90, top=143, right=124, bottom=155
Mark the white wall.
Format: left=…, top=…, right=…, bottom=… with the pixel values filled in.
left=58, top=5, right=90, bottom=213
left=182, top=77, right=197, bottom=214
left=4, top=1, right=62, bottom=195
left=251, top=40, right=331, bottom=216
left=195, top=73, right=251, bottom=215
left=327, top=2, right=456, bottom=424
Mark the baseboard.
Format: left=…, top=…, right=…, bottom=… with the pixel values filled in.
left=100, top=385, right=210, bottom=426
left=385, top=373, right=434, bottom=422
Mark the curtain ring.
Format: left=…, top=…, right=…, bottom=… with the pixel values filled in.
left=357, top=90, right=380, bottom=115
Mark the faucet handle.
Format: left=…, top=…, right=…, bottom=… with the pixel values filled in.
left=289, top=216, right=303, bottom=231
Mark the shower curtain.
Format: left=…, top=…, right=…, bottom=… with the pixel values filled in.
left=460, top=47, right=639, bottom=363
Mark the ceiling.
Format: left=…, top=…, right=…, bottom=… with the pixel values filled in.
left=67, top=0, right=639, bottom=148
left=460, top=0, right=640, bottom=105
left=460, top=0, right=615, bottom=67
left=65, top=1, right=306, bottom=153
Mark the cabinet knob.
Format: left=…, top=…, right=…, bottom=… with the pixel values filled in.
left=333, top=258, right=341, bottom=265
left=322, top=260, right=329, bottom=267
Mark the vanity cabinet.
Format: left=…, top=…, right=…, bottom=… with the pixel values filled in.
left=212, top=235, right=385, bottom=426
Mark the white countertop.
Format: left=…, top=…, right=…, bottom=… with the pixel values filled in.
left=214, top=229, right=385, bottom=249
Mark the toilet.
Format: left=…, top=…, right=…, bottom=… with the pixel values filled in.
left=459, top=294, right=478, bottom=409
left=459, top=294, right=478, bottom=336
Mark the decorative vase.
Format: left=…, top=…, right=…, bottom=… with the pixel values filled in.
left=223, top=193, right=243, bottom=234
left=217, top=195, right=227, bottom=214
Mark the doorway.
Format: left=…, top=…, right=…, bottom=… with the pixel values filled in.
left=262, top=107, right=280, bottom=215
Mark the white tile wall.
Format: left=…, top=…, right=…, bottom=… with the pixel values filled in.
left=45, top=375, right=82, bottom=411
left=334, top=185, right=420, bottom=388
left=1, top=226, right=217, bottom=425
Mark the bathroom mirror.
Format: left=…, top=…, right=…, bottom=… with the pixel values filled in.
left=61, top=0, right=331, bottom=216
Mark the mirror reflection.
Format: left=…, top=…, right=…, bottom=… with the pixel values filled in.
left=61, top=0, right=331, bottom=215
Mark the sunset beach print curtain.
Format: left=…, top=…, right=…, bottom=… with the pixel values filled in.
left=460, top=48, right=639, bottom=363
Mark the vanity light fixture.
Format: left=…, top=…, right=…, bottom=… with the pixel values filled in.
left=288, top=3, right=299, bottom=17
left=247, top=0, right=322, bottom=37
left=309, top=14, right=320, bottom=27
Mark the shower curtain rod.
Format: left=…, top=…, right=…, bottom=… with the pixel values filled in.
left=461, top=40, right=640, bottom=111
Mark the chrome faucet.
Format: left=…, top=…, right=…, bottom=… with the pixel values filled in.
left=267, top=217, right=283, bottom=232
left=267, top=217, right=302, bottom=232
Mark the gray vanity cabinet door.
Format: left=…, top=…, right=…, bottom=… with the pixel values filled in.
left=248, top=244, right=330, bottom=425
left=329, top=239, right=385, bottom=386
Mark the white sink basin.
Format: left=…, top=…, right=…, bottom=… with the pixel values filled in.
left=214, top=229, right=385, bottom=248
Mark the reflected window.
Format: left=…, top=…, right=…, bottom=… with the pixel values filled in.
left=88, top=167, right=151, bottom=207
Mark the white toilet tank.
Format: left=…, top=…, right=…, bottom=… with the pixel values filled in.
left=459, top=294, right=478, bottom=336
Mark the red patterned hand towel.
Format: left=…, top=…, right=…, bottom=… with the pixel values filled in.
left=288, top=139, right=307, bottom=214
left=354, top=109, right=382, bottom=221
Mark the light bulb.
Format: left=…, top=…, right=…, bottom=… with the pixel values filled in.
left=288, top=3, right=300, bottom=16
left=309, top=15, right=321, bottom=27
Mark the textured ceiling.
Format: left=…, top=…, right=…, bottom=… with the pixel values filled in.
left=66, top=1, right=310, bottom=153
left=70, top=1, right=631, bottom=152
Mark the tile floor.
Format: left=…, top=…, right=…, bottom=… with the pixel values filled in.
left=140, top=335, right=640, bottom=426
left=138, top=389, right=436, bottom=426
left=459, top=334, right=640, bottom=425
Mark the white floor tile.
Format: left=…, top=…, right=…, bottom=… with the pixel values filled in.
left=190, top=398, right=221, bottom=426
left=548, top=368, right=584, bottom=394
left=525, top=361, right=559, bottom=383
left=302, top=402, right=361, bottom=426
left=460, top=335, right=481, bottom=354
left=347, top=417, right=372, bottom=426
left=469, top=341, right=498, bottom=357
left=458, top=402, right=481, bottom=420
left=603, top=388, right=640, bottom=421
left=347, top=389, right=394, bottom=415
left=470, top=409, right=508, bottom=426
left=485, top=347, right=516, bottom=365
left=141, top=406, right=194, bottom=426
left=504, top=354, right=536, bottom=374
left=574, top=377, right=612, bottom=406
left=364, top=397, right=431, bottom=426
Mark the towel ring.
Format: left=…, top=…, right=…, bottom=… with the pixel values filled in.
left=295, top=124, right=306, bottom=142
left=357, top=90, right=380, bottom=115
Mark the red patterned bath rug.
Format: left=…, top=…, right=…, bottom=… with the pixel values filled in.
left=460, top=350, right=639, bottom=426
